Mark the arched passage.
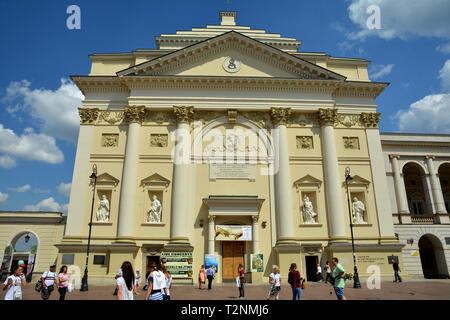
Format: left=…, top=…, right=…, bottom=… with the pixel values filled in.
left=438, top=163, right=450, bottom=213
left=403, top=162, right=431, bottom=215
left=0, top=231, right=39, bottom=281
left=418, top=234, right=448, bottom=279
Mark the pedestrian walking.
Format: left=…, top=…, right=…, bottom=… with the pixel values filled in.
left=206, top=265, right=215, bottom=290
left=3, top=265, right=25, bottom=300
left=198, top=265, right=206, bottom=290
left=331, top=257, right=346, bottom=300
left=288, top=263, right=303, bottom=300
left=317, top=264, right=324, bottom=282
left=57, top=265, right=69, bottom=301
left=113, top=268, right=123, bottom=296
left=160, top=264, right=172, bottom=300
left=267, top=266, right=282, bottom=300
left=135, top=269, right=141, bottom=294
left=324, top=261, right=332, bottom=283
left=392, top=259, right=402, bottom=283
left=237, top=264, right=245, bottom=299
left=41, top=264, right=57, bottom=300
left=116, top=261, right=136, bottom=300
left=145, top=262, right=167, bottom=300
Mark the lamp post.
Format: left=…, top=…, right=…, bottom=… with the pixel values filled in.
left=80, top=164, right=97, bottom=291
left=344, top=167, right=361, bottom=289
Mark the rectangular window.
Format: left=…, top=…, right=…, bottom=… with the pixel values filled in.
left=412, top=201, right=424, bottom=215
left=61, top=254, right=74, bottom=265
left=93, top=255, right=105, bottom=265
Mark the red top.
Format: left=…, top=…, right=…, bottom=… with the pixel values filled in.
left=239, top=269, right=245, bottom=283
left=288, top=270, right=303, bottom=288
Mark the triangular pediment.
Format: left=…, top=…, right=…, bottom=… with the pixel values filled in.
left=117, top=31, right=346, bottom=81
left=141, top=173, right=171, bottom=188
left=95, top=173, right=119, bottom=187
left=293, top=175, right=322, bottom=188
left=345, top=175, right=371, bottom=188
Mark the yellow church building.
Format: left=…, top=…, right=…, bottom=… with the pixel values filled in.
left=55, top=11, right=406, bottom=284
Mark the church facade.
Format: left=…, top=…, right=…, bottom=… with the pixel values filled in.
left=58, top=11, right=412, bottom=284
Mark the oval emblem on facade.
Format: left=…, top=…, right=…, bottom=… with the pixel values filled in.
left=222, top=56, right=241, bottom=73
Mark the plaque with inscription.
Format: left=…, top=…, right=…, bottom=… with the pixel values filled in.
left=209, top=163, right=255, bottom=180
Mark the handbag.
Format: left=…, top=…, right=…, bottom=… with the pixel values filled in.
left=235, top=276, right=240, bottom=288
left=301, top=280, right=307, bottom=290
left=35, top=278, right=43, bottom=292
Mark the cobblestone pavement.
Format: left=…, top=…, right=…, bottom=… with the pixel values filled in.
left=8, top=280, right=450, bottom=300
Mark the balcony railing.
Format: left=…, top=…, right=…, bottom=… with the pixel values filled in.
left=393, top=213, right=450, bottom=225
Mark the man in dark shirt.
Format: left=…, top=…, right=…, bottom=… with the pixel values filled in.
left=392, top=259, right=402, bottom=282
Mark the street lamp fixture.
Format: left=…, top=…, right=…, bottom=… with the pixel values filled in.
left=344, top=166, right=362, bottom=289
left=80, top=164, right=97, bottom=292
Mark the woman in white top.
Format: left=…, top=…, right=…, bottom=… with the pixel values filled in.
left=160, top=264, right=172, bottom=300
left=116, top=261, right=136, bottom=300
left=267, top=266, right=281, bottom=300
left=145, top=262, right=167, bottom=300
left=3, top=265, right=25, bottom=300
left=316, top=264, right=324, bottom=282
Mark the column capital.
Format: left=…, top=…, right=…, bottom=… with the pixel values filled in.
left=389, top=154, right=400, bottom=160
left=318, top=108, right=337, bottom=126
left=270, top=107, right=291, bottom=126
left=361, top=112, right=381, bottom=128
left=124, top=105, right=146, bottom=124
left=78, top=107, right=99, bottom=124
left=208, top=215, right=216, bottom=222
left=251, top=215, right=259, bottom=223
left=173, top=106, right=194, bottom=124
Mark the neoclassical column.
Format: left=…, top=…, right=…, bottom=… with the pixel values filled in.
left=270, top=107, right=295, bottom=243
left=169, top=106, right=194, bottom=244
left=318, top=108, right=346, bottom=241
left=65, top=108, right=98, bottom=237
left=117, top=106, right=146, bottom=240
left=252, top=215, right=259, bottom=254
left=389, top=155, right=410, bottom=213
left=425, top=156, right=447, bottom=213
left=208, top=215, right=216, bottom=254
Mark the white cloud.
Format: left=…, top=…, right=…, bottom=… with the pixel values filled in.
left=8, top=184, right=31, bottom=193
left=394, top=93, right=450, bottom=134
left=369, top=64, right=394, bottom=80
left=33, top=188, right=51, bottom=194
left=438, top=60, right=450, bottom=92
left=24, top=197, right=68, bottom=213
left=57, top=182, right=71, bottom=197
left=436, top=42, right=450, bottom=54
left=0, top=124, right=64, bottom=164
left=0, top=155, right=17, bottom=169
left=2, top=78, right=83, bottom=143
left=0, top=192, right=8, bottom=204
left=348, top=0, right=450, bottom=40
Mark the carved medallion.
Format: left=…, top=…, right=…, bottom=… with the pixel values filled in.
left=337, top=114, right=360, bottom=128
left=99, top=111, right=125, bottom=125
left=101, top=134, right=119, bottom=147
left=296, top=136, right=314, bottom=150
left=222, top=56, right=241, bottom=73
left=150, top=134, right=168, bottom=147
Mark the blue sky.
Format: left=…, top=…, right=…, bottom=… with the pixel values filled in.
left=0, top=0, right=449, bottom=213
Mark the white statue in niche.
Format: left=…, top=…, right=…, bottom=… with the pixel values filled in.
left=352, top=197, right=367, bottom=224
left=302, top=195, right=318, bottom=224
left=148, top=195, right=162, bottom=223
left=96, top=195, right=110, bottom=222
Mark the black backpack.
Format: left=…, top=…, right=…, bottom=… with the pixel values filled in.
left=35, top=278, right=43, bottom=292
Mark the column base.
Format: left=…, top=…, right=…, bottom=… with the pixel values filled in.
left=328, top=236, right=349, bottom=244
left=164, top=239, right=193, bottom=252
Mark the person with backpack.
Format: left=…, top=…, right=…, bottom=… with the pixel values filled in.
left=41, top=264, right=57, bottom=300
left=116, top=261, right=136, bottom=300
left=3, top=265, right=25, bottom=300
left=287, top=263, right=304, bottom=300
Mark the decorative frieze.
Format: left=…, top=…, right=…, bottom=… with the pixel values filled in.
left=124, top=106, right=146, bottom=124
left=99, top=111, right=125, bottom=125
left=270, top=107, right=291, bottom=126
left=173, top=106, right=194, bottom=124
left=343, top=137, right=360, bottom=150
left=361, top=112, right=381, bottom=128
left=296, top=136, right=314, bottom=150
left=147, top=111, right=174, bottom=124
left=289, top=113, right=315, bottom=127
left=241, top=111, right=271, bottom=129
left=318, top=108, right=337, bottom=126
left=336, top=114, right=360, bottom=128
left=150, top=134, right=168, bottom=147
left=78, top=108, right=99, bottom=124
left=101, top=134, right=119, bottom=147
left=194, top=110, right=225, bottom=124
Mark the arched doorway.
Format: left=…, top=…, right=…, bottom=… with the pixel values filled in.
left=438, top=163, right=450, bottom=213
left=418, top=234, right=448, bottom=279
left=0, top=231, right=39, bottom=282
left=403, top=163, right=430, bottom=215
